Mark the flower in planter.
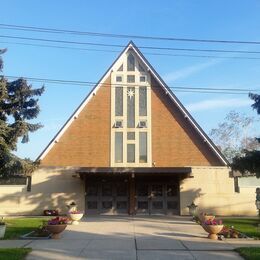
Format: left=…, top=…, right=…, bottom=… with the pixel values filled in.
left=69, top=210, right=83, bottom=214
left=43, top=210, right=59, bottom=216
left=204, top=219, right=223, bottom=225
left=47, top=217, right=68, bottom=225
left=219, top=225, right=246, bottom=238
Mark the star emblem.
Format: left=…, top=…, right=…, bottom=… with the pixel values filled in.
left=127, top=89, right=135, bottom=99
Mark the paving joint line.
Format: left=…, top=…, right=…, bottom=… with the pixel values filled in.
left=21, top=240, right=33, bottom=248
left=137, top=248, right=235, bottom=252
left=78, top=239, right=93, bottom=257
left=132, top=216, right=138, bottom=260
left=179, top=239, right=197, bottom=260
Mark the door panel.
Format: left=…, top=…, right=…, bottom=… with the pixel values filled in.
left=150, top=184, right=165, bottom=214
left=100, top=183, right=113, bottom=214
left=86, top=180, right=128, bottom=215
left=86, top=183, right=99, bottom=214
left=135, top=182, right=179, bottom=215
left=136, top=184, right=149, bottom=214
left=114, top=182, right=128, bottom=214
left=166, top=184, right=179, bottom=215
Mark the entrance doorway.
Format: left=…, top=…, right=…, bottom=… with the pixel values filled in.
left=86, top=180, right=129, bottom=215
left=135, top=182, right=179, bottom=215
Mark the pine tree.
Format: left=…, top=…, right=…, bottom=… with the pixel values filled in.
left=232, top=93, right=260, bottom=177
left=0, top=49, right=44, bottom=178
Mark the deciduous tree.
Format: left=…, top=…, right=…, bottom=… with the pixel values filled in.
left=209, top=110, right=259, bottom=162
left=232, top=93, right=260, bottom=177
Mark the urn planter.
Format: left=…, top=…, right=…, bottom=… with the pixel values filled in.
left=45, top=224, right=67, bottom=239
left=202, top=224, right=224, bottom=240
left=0, top=225, right=6, bottom=239
left=68, top=213, right=83, bottom=225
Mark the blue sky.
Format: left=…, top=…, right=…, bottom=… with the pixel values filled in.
left=1, top=1, right=260, bottom=160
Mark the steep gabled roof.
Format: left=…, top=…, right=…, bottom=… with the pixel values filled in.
left=38, top=41, right=228, bottom=165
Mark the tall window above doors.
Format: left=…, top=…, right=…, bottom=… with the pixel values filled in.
left=111, top=50, right=151, bottom=166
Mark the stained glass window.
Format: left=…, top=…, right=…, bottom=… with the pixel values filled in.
left=115, top=132, right=123, bottom=163
left=115, top=87, right=123, bottom=116
left=127, top=53, right=135, bottom=71
left=139, top=87, right=147, bottom=116
left=127, top=87, right=135, bottom=128
left=139, top=132, right=147, bottom=163
left=127, top=144, right=135, bottom=163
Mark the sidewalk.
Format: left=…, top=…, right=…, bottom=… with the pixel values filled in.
left=1, top=216, right=259, bottom=259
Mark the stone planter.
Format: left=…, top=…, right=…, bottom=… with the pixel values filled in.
left=68, top=213, right=83, bottom=225
left=45, top=224, right=67, bottom=239
left=202, top=224, right=224, bottom=240
left=0, top=225, right=6, bottom=239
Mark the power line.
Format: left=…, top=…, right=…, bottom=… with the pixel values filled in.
left=1, top=23, right=260, bottom=45
left=2, top=41, right=260, bottom=61
left=1, top=35, right=260, bottom=55
left=2, top=75, right=259, bottom=95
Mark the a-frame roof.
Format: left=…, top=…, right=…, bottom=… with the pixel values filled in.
left=38, top=41, right=229, bottom=165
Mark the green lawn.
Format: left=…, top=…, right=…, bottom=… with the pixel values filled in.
left=235, top=247, right=260, bottom=260
left=223, top=218, right=260, bottom=238
left=3, top=218, right=48, bottom=239
left=0, top=248, right=32, bottom=260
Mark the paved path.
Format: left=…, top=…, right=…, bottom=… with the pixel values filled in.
left=1, top=216, right=260, bottom=259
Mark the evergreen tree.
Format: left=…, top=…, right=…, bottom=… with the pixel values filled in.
left=232, top=93, right=260, bottom=177
left=0, top=50, right=44, bottom=178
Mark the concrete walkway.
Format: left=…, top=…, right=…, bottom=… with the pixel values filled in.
left=1, top=216, right=260, bottom=259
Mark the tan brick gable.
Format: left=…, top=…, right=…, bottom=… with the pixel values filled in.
left=41, top=76, right=111, bottom=167
left=151, top=75, right=224, bottom=167
left=39, top=42, right=226, bottom=167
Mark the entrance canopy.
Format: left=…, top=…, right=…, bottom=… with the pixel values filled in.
left=77, top=167, right=191, bottom=176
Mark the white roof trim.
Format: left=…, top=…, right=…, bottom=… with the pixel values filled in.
left=39, top=42, right=228, bottom=165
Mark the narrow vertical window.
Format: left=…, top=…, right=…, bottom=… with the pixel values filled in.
left=139, top=132, right=147, bottom=163
left=127, top=53, right=135, bottom=71
left=115, top=132, right=123, bottom=163
left=127, top=87, right=135, bottom=128
left=115, top=87, right=123, bottom=116
left=127, top=144, right=135, bottom=163
left=139, top=87, right=147, bottom=116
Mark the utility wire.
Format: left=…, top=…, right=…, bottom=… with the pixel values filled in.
left=1, top=35, right=260, bottom=55
left=2, top=41, right=260, bottom=61
left=1, top=23, right=260, bottom=45
left=2, top=75, right=259, bottom=95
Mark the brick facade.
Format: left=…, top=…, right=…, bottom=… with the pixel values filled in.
left=41, top=76, right=111, bottom=167
left=151, top=75, right=223, bottom=166
left=41, top=73, right=223, bottom=167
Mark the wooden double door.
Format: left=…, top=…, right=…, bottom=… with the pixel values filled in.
left=85, top=177, right=179, bottom=215
left=135, top=182, right=179, bottom=215
left=86, top=180, right=129, bottom=215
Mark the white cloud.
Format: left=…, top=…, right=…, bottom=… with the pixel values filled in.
left=163, top=59, right=220, bottom=83
left=186, top=98, right=252, bottom=112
